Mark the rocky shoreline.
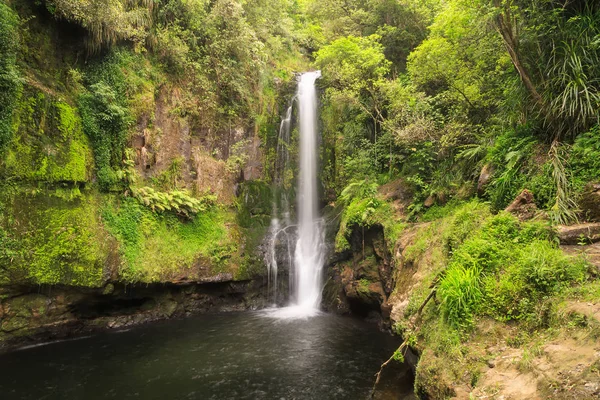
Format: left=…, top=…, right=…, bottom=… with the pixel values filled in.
left=0, top=278, right=266, bottom=352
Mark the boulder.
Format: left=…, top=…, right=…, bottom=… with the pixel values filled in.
left=556, top=223, right=600, bottom=245
left=579, top=182, right=600, bottom=222
left=424, top=195, right=435, bottom=208
left=477, top=163, right=494, bottom=196
left=505, top=189, right=538, bottom=221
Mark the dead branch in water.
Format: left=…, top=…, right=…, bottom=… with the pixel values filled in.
left=370, top=288, right=437, bottom=398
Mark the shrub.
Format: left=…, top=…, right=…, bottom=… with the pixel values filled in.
left=518, top=240, right=586, bottom=293
left=570, top=125, right=600, bottom=193
left=131, top=187, right=216, bottom=219
left=439, top=206, right=586, bottom=331
left=79, top=81, right=130, bottom=191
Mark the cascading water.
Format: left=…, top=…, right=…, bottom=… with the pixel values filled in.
left=293, top=71, right=324, bottom=310
left=265, top=71, right=324, bottom=318
left=266, top=104, right=294, bottom=305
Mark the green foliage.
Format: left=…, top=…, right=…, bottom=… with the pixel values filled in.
left=519, top=241, right=586, bottom=293
left=335, top=179, right=393, bottom=251
left=570, top=125, right=600, bottom=192
left=441, top=200, right=491, bottom=256
left=0, top=3, right=21, bottom=153
left=315, top=35, right=390, bottom=91
left=3, top=89, right=93, bottom=182
left=548, top=141, right=578, bottom=225
left=407, top=0, right=509, bottom=122
left=131, top=186, right=216, bottom=219
left=46, top=0, right=153, bottom=52
left=79, top=51, right=132, bottom=191
left=315, top=34, right=395, bottom=192
left=542, top=5, right=600, bottom=139
left=484, top=128, right=537, bottom=210
left=438, top=208, right=587, bottom=331
left=439, top=265, right=483, bottom=329
left=102, top=196, right=240, bottom=282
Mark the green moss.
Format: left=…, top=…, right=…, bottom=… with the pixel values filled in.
left=102, top=197, right=242, bottom=283
left=0, top=187, right=108, bottom=287
left=2, top=87, right=92, bottom=182
left=79, top=49, right=137, bottom=192
left=0, top=3, right=21, bottom=153
left=236, top=181, right=274, bottom=228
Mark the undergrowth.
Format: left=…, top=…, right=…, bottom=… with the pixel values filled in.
left=398, top=200, right=592, bottom=335
left=335, top=179, right=405, bottom=252
left=102, top=197, right=240, bottom=282
left=0, top=3, right=21, bottom=153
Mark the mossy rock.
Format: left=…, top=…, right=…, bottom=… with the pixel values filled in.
left=0, top=316, right=30, bottom=333
left=1, top=86, right=93, bottom=183
left=102, top=196, right=244, bottom=283
left=237, top=180, right=275, bottom=228
left=0, top=187, right=113, bottom=287
left=4, top=293, right=48, bottom=318
left=414, top=349, right=457, bottom=399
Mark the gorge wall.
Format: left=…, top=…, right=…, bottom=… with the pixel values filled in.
left=0, top=0, right=301, bottom=349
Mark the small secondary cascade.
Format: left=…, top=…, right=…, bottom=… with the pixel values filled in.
left=265, top=71, right=324, bottom=317
left=266, top=103, right=294, bottom=304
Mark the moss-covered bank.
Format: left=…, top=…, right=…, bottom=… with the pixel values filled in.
left=0, top=0, right=308, bottom=348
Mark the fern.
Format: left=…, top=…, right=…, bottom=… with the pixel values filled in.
left=131, top=186, right=216, bottom=219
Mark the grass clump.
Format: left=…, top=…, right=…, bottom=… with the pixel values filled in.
left=438, top=210, right=587, bottom=331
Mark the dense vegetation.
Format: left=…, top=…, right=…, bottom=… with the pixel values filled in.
left=307, top=1, right=600, bottom=396
left=1, top=0, right=600, bottom=395
left=312, top=0, right=600, bottom=224
left=0, top=0, right=310, bottom=286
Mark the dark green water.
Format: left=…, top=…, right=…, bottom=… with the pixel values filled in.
left=0, top=311, right=415, bottom=399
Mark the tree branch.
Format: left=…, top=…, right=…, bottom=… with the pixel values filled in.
left=370, top=287, right=438, bottom=398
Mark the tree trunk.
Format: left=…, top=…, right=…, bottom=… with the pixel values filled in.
left=493, top=0, right=544, bottom=107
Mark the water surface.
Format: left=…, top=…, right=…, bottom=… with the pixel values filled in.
left=0, top=312, right=415, bottom=399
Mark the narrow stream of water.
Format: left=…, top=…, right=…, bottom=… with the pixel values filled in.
left=0, top=312, right=415, bottom=399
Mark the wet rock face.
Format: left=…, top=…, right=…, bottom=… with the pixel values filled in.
left=131, top=87, right=264, bottom=205
left=580, top=182, right=600, bottom=222
left=0, top=280, right=265, bottom=351
left=323, top=225, right=394, bottom=320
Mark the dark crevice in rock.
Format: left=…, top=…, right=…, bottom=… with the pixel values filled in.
left=0, top=280, right=266, bottom=353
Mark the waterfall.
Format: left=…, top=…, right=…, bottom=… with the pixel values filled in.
left=266, top=104, right=293, bottom=305
left=293, top=71, right=324, bottom=310
left=264, top=71, right=323, bottom=318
